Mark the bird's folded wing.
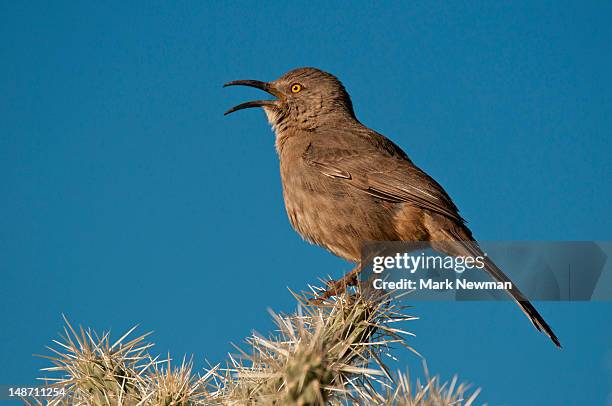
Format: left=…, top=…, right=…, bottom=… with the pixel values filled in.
left=303, top=145, right=465, bottom=223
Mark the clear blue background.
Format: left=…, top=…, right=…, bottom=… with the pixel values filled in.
left=1, top=2, right=611, bottom=405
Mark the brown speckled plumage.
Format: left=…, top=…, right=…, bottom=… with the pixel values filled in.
left=224, top=67, right=560, bottom=347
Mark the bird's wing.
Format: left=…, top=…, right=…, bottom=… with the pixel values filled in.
left=303, top=143, right=465, bottom=223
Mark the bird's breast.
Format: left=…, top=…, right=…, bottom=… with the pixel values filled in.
left=277, top=146, right=397, bottom=262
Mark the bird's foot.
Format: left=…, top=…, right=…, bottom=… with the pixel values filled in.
left=308, top=267, right=360, bottom=305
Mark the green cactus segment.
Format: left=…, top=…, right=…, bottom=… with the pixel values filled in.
left=31, top=289, right=479, bottom=405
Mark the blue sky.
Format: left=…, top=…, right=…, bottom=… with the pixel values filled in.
left=1, top=2, right=611, bottom=405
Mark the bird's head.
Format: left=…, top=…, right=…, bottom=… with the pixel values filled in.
left=224, top=67, right=356, bottom=132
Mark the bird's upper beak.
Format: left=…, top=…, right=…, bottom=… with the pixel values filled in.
left=223, top=80, right=282, bottom=115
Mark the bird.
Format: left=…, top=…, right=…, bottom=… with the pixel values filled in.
left=223, top=67, right=560, bottom=347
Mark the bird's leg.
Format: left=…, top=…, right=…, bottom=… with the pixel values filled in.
left=309, top=264, right=361, bottom=304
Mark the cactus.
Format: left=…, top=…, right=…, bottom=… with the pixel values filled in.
left=29, top=287, right=480, bottom=405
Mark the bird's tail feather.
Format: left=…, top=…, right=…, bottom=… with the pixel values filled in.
left=436, top=234, right=561, bottom=348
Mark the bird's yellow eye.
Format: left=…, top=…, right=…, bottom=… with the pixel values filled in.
left=291, top=83, right=302, bottom=93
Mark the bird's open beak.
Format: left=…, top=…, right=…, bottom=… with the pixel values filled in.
left=223, top=80, right=282, bottom=115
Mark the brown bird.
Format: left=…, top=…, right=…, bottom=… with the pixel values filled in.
left=224, top=67, right=560, bottom=347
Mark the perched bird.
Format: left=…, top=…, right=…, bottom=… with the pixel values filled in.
left=224, top=67, right=560, bottom=347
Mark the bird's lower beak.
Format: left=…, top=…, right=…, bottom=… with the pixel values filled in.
left=223, top=80, right=281, bottom=115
